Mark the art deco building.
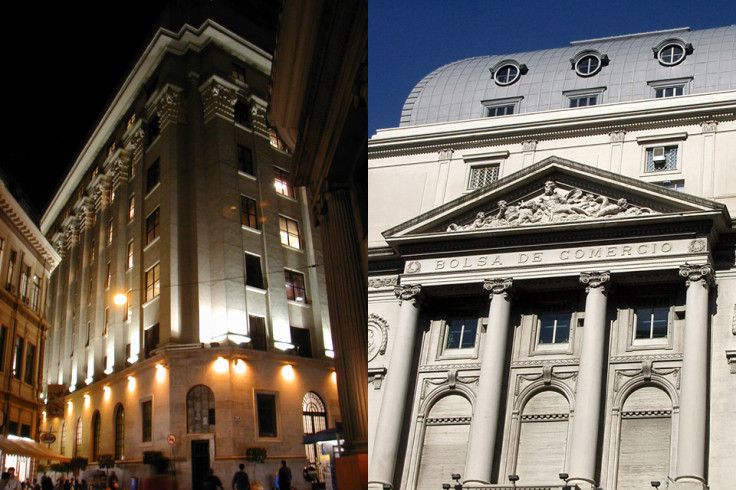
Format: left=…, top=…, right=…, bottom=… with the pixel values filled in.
left=0, top=176, right=60, bottom=479
left=369, top=26, right=736, bottom=490
left=39, top=15, right=338, bottom=490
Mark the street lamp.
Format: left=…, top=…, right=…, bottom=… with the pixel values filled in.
left=651, top=482, right=661, bottom=489
left=559, top=472, right=570, bottom=490
left=113, top=293, right=127, bottom=305
left=509, top=474, right=519, bottom=489
left=451, top=473, right=462, bottom=490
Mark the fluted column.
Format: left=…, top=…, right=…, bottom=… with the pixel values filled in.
left=464, top=278, right=514, bottom=485
left=368, top=284, right=422, bottom=489
left=674, top=264, right=712, bottom=489
left=568, top=271, right=610, bottom=489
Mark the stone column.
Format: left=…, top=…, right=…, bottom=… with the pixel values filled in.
left=464, top=278, right=514, bottom=485
left=673, top=264, right=712, bottom=489
left=368, top=284, right=423, bottom=490
left=568, top=271, right=610, bottom=490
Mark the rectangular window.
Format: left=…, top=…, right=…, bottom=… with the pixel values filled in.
left=655, top=86, right=684, bottom=98
left=249, top=316, right=267, bottom=351
left=486, top=104, right=515, bottom=117
left=279, top=216, right=301, bottom=249
left=104, top=307, right=110, bottom=335
left=146, top=159, right=160, bottom=194
left=141, top=400, right=152, bottom=442
left=148, top=114, right=160, bottom=145
left=0, top=326, right=7, bottom=371
left=255, top=393, right=278, bottom=437
left=481, top=97, right=522, bottom=118
left=146, top=208, right=160, bottom=245
left=105, top=262, right=112, bottom=289
left=244, top=253, right=264, bottom=289
left=635, top=307, right=669, bottom=339
left=86, top=322, right=91, bottom=347
left=538, top=312, right=572, bottom=344
left=468, top=165, right=499, bottom=189
left=127, top=241, right=134, bottom=270
left=658, top=180, right=685, bottom=192
left=89, top=239, right=95, bottom=264
left=20, top=424, right=30, bottom=438
left=237, top=145, right=254, bottom=175
left=7, top=422, right=18, bottom=436
left=23, top=344, right=35, bottom=385
left=274, top=168, right=293, bottom=198
left=144, top=324, right=159, bottom=359
left=232, top=64, right=246, bottom=83
left=145, top=264, right=160, bottom=302
left=445, top=318, right=478, bottom=349
left=31, top=275, right=40, bottom=310
left=146, top=76, right=158, bottom=100
left=234, top=101, right=250, bottom=127
left=645, top=146, right=678, bottom=172
left=290, top=326, right=312, bottom=358
left=240, top=196, right=259, bottom=229
left=285, top=269, right=306, bottom=303
left=5, top=250, right=16, bottom=291
left=19, top=264, right=29, bottom=301
left=125, top=290, right=132, bottom=322
left=128, top=196, right=135, bottom=221
left=12, top=336, right=23, bottom=380
left=87, top=279, right=93, bottom=304
left=569, top=95, right=598, bottom=107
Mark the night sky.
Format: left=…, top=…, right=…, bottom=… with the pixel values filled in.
left=0, top=1, right=168, bottom=223
left=369, top=0, right=736, bottom=138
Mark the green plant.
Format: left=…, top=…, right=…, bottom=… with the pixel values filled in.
left=245, top=447, right=267, bottom=483
left=50, top=462, right=70, bottom=474
left=97, top=454, right=115, bottom=470
left=70, top=457, right=88, bottom=476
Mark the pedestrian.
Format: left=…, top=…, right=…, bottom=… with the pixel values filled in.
left=277, top=461, right=291, bottom=490
left=140, top=458, right=175, bottom=490
left=5, top=468, right=21, bottom=490
left=106, top=473, right=118, bottom=490
left=203, top=469, right=223, bottom=490
left=40, top=475, right=52, bottom=490
left=230, top=464, right=249, bottom=490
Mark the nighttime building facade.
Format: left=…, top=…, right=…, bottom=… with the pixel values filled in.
left=369, top=26, right=736, bottom=490
left=39, top=18, right=338, bottom=490
left=0, top=177, right=60, bottom=479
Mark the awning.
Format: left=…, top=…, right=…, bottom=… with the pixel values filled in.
left=302, top=428, right=344, bottom=444
left=0, top=436, right=70, bottom=462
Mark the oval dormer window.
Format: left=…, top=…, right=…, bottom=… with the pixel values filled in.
left=575, top=54, right=602, bottom=77
left=495, top=64, right=520, bottom=86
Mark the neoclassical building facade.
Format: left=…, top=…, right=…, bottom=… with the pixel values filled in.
left=369, top=26, right=736, bottom=490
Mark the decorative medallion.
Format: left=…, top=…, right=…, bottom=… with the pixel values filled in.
left=688, top=239, right=707, bottom=253
left=368, top=314, right=389, bottom=362
left=405, top=261, right=421, bottom=274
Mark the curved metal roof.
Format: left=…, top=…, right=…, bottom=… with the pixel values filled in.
left=400, top=26, right=736, bottom=127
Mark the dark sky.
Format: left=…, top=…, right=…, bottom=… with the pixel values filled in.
left=369, top=0, right=736, bottom=138
left=0, top=1, right=171, bottom=223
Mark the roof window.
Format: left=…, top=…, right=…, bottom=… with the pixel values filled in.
left=489, top=60, right=527, bottom=87
left=653, top=39, right=693, bottom=66
left=570, top=50, right=609, bottom=77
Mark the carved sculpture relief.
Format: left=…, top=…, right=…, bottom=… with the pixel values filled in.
left=155, top=86, right=186, bottom=128
left=438, top=148, right=454, bottom=161
left=199, top=78, right=238, bottom=123
left=679, top=263, right=714, bottom=288
left=394, top=284, right=422, bottom=304
left=420, top=368, right=479, bottom=402
left=368, top=276, right=398, bottom=289
left=514, top=365, right=578, bottom=396
left=368, top=314, right=389, bottom=362
left=613, top=360, right=680, bottom=392
left=446, top=179, right=655, bottom=232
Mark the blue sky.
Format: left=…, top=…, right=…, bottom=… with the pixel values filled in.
left=368, top=1, right=736, bottom=137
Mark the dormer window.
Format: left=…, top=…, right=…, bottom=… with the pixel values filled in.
left=653, top=39, right=693, bottom=66
left=571, top=50, right=608, bottom=77
left=489, top=60, right=527, bottom=87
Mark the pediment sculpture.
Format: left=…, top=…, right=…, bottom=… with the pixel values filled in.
left=446, top=180, right=655, bottom=232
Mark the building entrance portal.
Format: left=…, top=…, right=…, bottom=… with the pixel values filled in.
left=191, top=440, right=210, bottom=490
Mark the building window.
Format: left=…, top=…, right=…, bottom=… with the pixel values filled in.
left=645, top=146, right=678, bottom=172
left=187, top=385, right=216, bottom=433
left=279, top=216, right=301, bottom=249
left=655, top=86, right=683, bottom=98
left=468, top=165, right=499, bottom=189
left=5, top=250, right=16, bottom=291
left=255, top=392, right=278, bottom=438
left=0, top=326, right=7, bottom=371
left=655, top=40, right=692, bottom=66
left=232, top=64, right=246, bottom=83
left=141, top=400, right=152, bottom=442
left=92, top=411, right=101, bottom=461
left=31, top=275, right=40, bottom=310
left=145, top=264, right=160, bottom=302
left=60, top=421, right=67, bottom=454
left=87, top=279, right=93, bottom=304
left=23, top=344, right=35, bottom=385
left=657, top=180, right=685, bottom=192
left=244, top=253, right=264, bottom=290
left=445, top=318, right=478, bottom=349
left=127, top=241, right=134, bottom=270
left=274, top=168, right=293, bottom=198
left=128, top=196, right=135, bottom=221
left=12, top=336, right=23, bottom=379
left=569, top=95, right=598, bottom=107
left=146, top=208, right=160, bottom=245
left=104, top=308, right=110, bottom=335
left=285, top=269, right=306, bottom=303
left=538, top=312, right=572, bottom=344
left=237, top=145, right=254, bottom=175
left=249, top=316, right=267, bottom=351
left=74, top=417, right=83, bottom=457
left=19, top=265, right=29, bottom=301
left=124, top=290, right=132, bottom=322
left=486, top=104, right=515, bottom=117
left=302, top=392, right=327, bottom=464
left=635, top=307, right=669, bottom=339
left=493, top=63, right=523, bottom=86
left=105, top=262, right=112, bottom=289
left=234, top=101, right=250, bottom=127
left=649, top=78, right=690, bottom=98
left=290, top=326, right=312, bottom=358
left=89, top=239, right=95, bottom=264
left=573, top=53, right=607, bottom=77
left=240, top=196, right=259, bottom=230
left=114, top=404, right=125, bottom=460
left=148, top=114, right=160, bottom=145
left=146, top=159, right=160, bottom=194
left=86, top=322, right=91, bottom=347
left=144, top=323, right=159, bottom=359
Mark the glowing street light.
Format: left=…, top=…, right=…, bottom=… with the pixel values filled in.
left=214, top=356, right=229, bottom=373
left=113, top=293, right=127, bottom=306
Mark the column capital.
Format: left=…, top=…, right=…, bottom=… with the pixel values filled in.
left=483, top=278, right=513, bottom=298
left=394, top=284, right=422, bottom=304
left=679, top=263, right=714, bottom=288
left=580, top=271, right=610, bottom=292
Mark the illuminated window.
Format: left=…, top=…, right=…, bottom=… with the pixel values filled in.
left=105, top=262, right=111, bottom=289
left=12, top=336, right=23, bottom=379
left=145, top=264, right=160, bottom=302
left=127, top=241, right=134, bottom=270
left=187, top=385, right=216, bottom=433
left=74, top=417, right=83, bottom=457
left=279, top=216, right=301, bottom=249
left=19, top=264, right=29, bottom=301
left=146, top=208, right=160, bottom=245
left=285, top=269, right=306, bottom=303
left=92, top=411, right=101, bottom=461
left=31, top=275, right=40, bottom=310
left=5, top=250, right=16, bottom=291
left=146, top=159, right=160, bottom=194
left=240, top=196, right=259, bottom=229
left=237, top=145, right=254, bottom=175
left=232, top=64, right=246, bottom=83
left=60, top=420, right=67, bottom=454
left=104, top=308, right=110, bottom=335
left=141, top=400, right=152, bottom=442
left=114, top=404, right=125, bottom=460
left=256, top=392, right=278, bottom=438
left=274, top=168, right=293, bottom=198
left=23, top=344, right=35, bottom=385
left=128, top=196, right=135, bottom=221
left=302, top=392, right=327, bottom=464
left=124, top=290, right=132, bottom=322
left=244, top=253, right=264, bottom=290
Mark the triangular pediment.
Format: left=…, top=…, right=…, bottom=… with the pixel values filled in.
left=383, top=156, right=729, bottom=246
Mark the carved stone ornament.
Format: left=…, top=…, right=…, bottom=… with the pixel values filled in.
left=522, top=140, right=538, bottom=152
left=446, top=180, right=655, bottom=232
left=368, top=314, right=389, bottom=362
left=405, top=261, right=421, bottom=274
left=701, top=120, right=718, bottom=134
left=156, top=87, right=185, bottom=128
left=580, top=271, right=610, bottom=291
left=687, top=239, right=707, bottom=253
left=438, top=148, right=454, bottom=161
left=199, top=79, right=238, bottom=123
left=679, top=263, right=714, bottom=288
left=483, top=278, right=513, bottom=296
left=368, top=276, right=398, bottom=289
left=613, top=360, right=680, bottom=392
left=394, top=284, right=422, bottom=303
left=609, top=130, right=626, bottom=143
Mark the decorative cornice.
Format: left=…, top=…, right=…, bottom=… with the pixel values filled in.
left=679, top=263, right=714, bottom=288
left=621, top=410, right=672, bottom=418
left=368, top=276, right=398, bottom=289
left=580, top=271, right=610, bottom=292
left=426, top=416, right=472, bottom=425
left=250, top=99, right=270, bottom=138
left=155, top=84, right=186, bottom=129
left=199, top=76, right=239, bottom=123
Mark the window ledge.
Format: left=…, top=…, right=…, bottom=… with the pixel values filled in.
left=143, top=237, right=160, bottom=252
left=281, top=245, right=304, bottom=253
left=246, top=286, right=267, bottom=294
left=144, top=182, right=161, bottom=199
left=636, top=132, right=688, bottom=144
left=287, top=300, right=310, bottom=308
left=276, top=193, right=298, bottom=203
left=145, top=135, right=161, bottom=152
left=235, top=122, right=253, bottom=133
left=242, top=225, right=262, bottom=235
left=142, top=296, right=160, bottom=308
left=239, top=171, right=257, bottom=181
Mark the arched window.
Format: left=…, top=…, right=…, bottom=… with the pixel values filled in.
left=114, top=404, right=125, bottom=461
left=302, top=392, right=327, bottom=464
left=59, top=421, right=67, bottom=455
left=74, top=417, right=83, bottom=457
left=187, top=385, right=215, bottom=433
left=91, top=411, right=101, bottom=462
